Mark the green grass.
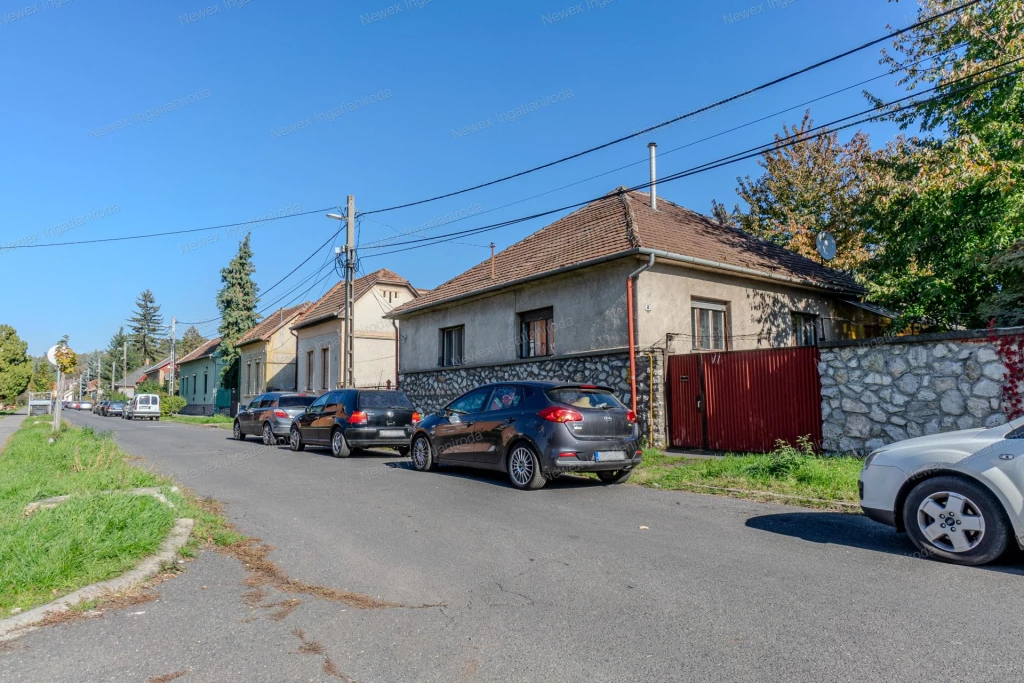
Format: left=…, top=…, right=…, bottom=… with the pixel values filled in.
left=0, top=419, right=242, bottom=616
left=164, top=414, right=233, bottom=429
left=630, top=440, right=863, bottom=509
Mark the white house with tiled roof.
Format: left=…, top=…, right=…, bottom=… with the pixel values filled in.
left=387, top=188, right=887, bottom=446
left=291, top=268, right=419, bottom=393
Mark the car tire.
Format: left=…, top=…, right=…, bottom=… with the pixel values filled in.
left=411, top=435, right=436, bottom=471
left=507, top=443, right=547, bottom=490
left=289, top=426, right=305, bottom=452
left=596, top=469, right=633, bottom=485
left=903, top=476, right=1010, bottom=566
left=397, top=446, right=410, bottom=457
left=262, top=423, right=275, bottom=446
left=233, top=421, right=246, bottom=441
left=330, top=428, right=351, bottom=458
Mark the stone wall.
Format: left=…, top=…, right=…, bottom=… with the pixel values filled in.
left=399, top=349, right=667, bottom=448
left=179, top=403, right=215, bottom=417
left=819, top=329, right=1021, bottom=454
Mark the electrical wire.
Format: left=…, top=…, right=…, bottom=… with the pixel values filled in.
left=359, top=0, right=982, bottom=217
left=360, top=61, right=1022, bottom=261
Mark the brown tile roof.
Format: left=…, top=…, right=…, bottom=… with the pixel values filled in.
left=237, top=303, right=312, bottom=347
left=390, top=188, right=864, bottom=317
left=293, top=268, right=413, bottom=329
left=177, top=337, right=222, bottom=364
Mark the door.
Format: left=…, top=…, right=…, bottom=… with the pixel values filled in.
left=434, top=387, right=493, bottom=463
left=313, top=391, right=346, bottom=444
left=298, top=393, right=330, bottom=444
left=476, top=385, right=527, bottom=465
left=239, top=395, right=262, bottom=434
left=668, top=355, right=705, bottom=449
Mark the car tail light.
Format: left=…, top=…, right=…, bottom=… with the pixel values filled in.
left=274, top=410, right=288, bottom=418
left=636, top=450, right=643, bottom=458
left=538, top=407, right=584, bottom=423
left=412, top=411, right=421, bottom=423
left=348, top=411, right=368, bottom=425
left=626, top=410, right=637, bottom=423
left=558, top=451, right=578, bottom=458
left=579, top=384, right=597, bottom=389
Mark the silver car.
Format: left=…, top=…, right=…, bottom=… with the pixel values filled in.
left=234, top=392, right=317, bottom=445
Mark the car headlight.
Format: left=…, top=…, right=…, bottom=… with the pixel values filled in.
left=863, top=449, right=884, bottom=468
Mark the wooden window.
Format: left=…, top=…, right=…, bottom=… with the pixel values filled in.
left=519, top=308, right=554, bottom=358
left=246, top=362, right=252, bottom=395
left=203, top=373, right=208, bottom=395
left=306, top=350, right=314, bottom=390
left=255, top=360, right=262, bottom=392
left=439, top=326, right=464, bottom=367
left=321, top=348, right=330, bottom=389
left=691, top=300, right=728, bottom=351
left=792, top=313, right=818, bottom=347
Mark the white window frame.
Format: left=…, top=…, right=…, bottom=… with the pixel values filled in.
left=691, top=300, right=729, bottom=351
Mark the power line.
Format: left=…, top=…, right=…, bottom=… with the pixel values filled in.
left=359, top=0, right=981, bottom=217
left=360, top=61, right=1022, bottom=261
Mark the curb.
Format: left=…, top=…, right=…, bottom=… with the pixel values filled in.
left=0, top=518, right=195, bottom=641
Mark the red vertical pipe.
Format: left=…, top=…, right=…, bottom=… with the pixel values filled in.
left=626, top=277, right=638, bottom=414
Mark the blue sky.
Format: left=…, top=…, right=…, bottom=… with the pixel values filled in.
left=0, top=0, right=917, bottom=355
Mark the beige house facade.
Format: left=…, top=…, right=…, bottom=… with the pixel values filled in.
left=236, top=304, right=311, bottom=404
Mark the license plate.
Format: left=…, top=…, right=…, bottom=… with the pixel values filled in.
left=379, top=429, right=406, bottom=438
left=595, top=450, right=626, bottom=462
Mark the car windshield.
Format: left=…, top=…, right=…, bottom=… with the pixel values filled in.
left=279, top=395, right=316, bottom=408
left=357, top=392, right=414, bottom=410
left=547, top=387, right=624, bottom=410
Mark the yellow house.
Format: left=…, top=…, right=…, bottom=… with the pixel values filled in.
left=237, top=303, right=312, bottom=404
left=291, top=268, right=420, bottom=393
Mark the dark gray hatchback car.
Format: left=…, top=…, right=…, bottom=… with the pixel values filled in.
left=234, top=392, right=318, bottom=445
left=410, top=382, right=641, bottom=490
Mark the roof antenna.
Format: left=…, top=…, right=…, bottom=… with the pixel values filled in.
left=648, top=142, right=658, bottom=211
left=490, top=242, right=496, bottom=280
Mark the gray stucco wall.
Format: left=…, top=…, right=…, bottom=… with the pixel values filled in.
left=819, top=330, right=1021, bottom=454
left=398, top=260, right=634, bottom=373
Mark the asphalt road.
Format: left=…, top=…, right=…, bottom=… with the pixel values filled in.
left=2, top=411, right=1022, bottom=682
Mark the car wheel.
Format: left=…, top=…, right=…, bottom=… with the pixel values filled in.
left=596, top=469, right=634, bottom=485
left=233, top=421, right=246, bottom=441
left=330, top=429, right=351, bottom=458
left=397, top=446, right=410, bottom=457
left=262, top=423, right=275, bottom=446
left=507, top=443, right=547, bottom=490
left=289, top=426, right=305, bottom=452
left=411, top=435, right=436, bottom=471
left=903, top=476, right=1010, bottom=566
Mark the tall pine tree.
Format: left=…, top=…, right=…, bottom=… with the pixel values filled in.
left=128, top=290, right=165, bottom=366
left=216, top=233, right=260, bottom=389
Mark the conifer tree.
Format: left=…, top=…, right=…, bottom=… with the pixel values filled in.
left=216, top=234, right=260, bottom=389
left=128, top=290, right=165, bottom=366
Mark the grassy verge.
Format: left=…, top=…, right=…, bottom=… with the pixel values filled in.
left=164, top=414, right=233, bottom=429
left=0, top=418, right=242, bottom=617
left=629, top=441, right=863, bottom=510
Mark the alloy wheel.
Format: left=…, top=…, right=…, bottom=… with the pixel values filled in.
left=917, top=491, right=986, bottom=553
left=509, top=446, right=535, bottom=487
left=290, top=428, right=301, bottom=450
left=234, top=422, right=242, bottom=440
left=413, top=438, right=428, bottom=469
left=263, top=423, right=274, bottom=446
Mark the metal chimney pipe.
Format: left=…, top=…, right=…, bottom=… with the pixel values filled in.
left=647, top=142, right=657, bottom=210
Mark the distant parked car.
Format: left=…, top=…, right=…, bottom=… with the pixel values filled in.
left=93, top=401, right=106, bottom=415
left=79, top=401, right=92, bottom=411
left=127, top=394, right=160, bottom=421
left=233, top=392, right=317, bottom=445
left=410, top=382, right=641, bottom=490
left=860, top=416, right=1024, bottom=566
left=288, top=390, right=419, bottom=457
left=106, top=401, right=125, bottom=417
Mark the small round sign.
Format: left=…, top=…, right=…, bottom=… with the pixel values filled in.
left=46, top=345, right=59, bottom=367
left=816, top=231, right=837, bottom=261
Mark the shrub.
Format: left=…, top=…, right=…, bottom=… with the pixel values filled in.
left=161, top=395, right=187, bottom=416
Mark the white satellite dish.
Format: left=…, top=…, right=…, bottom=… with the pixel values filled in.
left=816, top=231, right=837, bottom=261
left=46, top=345, right=59, bottom=367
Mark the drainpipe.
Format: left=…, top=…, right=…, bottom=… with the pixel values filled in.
left=393, top=320, right=400, bottom=389
left=626, top=253, right=656, bottom=416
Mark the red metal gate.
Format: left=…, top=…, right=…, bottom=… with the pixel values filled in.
left=668, top=347, right=822, bottom=453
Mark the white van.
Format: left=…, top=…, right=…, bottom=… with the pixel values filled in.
left=129, top=394, right=161, bottom=421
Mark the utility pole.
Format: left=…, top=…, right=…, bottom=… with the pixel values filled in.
left=344, top=195, right=356, bottom=388
left=122, top=342, right=127, bottom=398
left=169, top=317, right=176, bottom=395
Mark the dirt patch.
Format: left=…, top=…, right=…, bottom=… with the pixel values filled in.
left=33, top=589, right=159, bottom=630
left=221, top=539, right=432, bottom=610
left=241, top=587, right=268, bottom=607
left=146, top=670, right=189, bottom=683
left=292, top=629, right=353, bottom=681
left=264, top=598, right=302, bottom=621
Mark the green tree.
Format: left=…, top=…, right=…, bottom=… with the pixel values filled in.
left=216, top=233, right=260, bottom=389
left=715, top=111, right=873, bottom=273
left=101, top=326, right=141, bottom=392
left=128, top=289, right=165, bottom=366
left=982, top=238, right=1024, bottom=326
left=0, top=325, right=32, bottom=403
left=860, top=0, right=1024, bottom=328
left=178, top=325, right=207, bottom=357
left=30, top=358, right=55, bottom=393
